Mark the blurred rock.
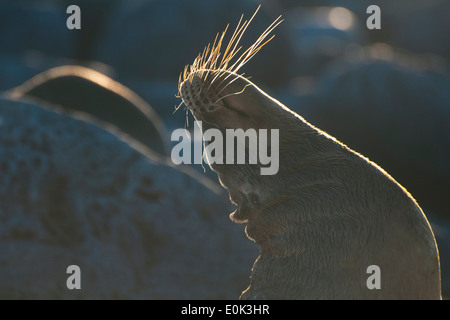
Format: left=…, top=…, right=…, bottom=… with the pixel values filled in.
left=277, top=0, right=450, bottom=61
left=93, top=0, right=293, bottom=90
left=60, top=0, right=120, bottom=60
left=0, top=52, right=114, bottom=92
left=386, top=0, right=450, bottom=61
left=0, top=2, right=76, bottom=58
left=284, top=6, right=366, bottom=76
left=119, top=78, right=183, bottom=132
left=8, top=65, right=171, bottom=156
left=0, top=53, right=60, bottom=91
left=0, top=1, right=120, bottom=61
left=0, top=96, right=258, bottom=299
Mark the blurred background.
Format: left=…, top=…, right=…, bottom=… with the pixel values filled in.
left=0, top=0, right=449, bottom=299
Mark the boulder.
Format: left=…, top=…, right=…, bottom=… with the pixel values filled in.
left=8, top=65, right=171, bottom=156
left=0, top=96, right=258, bottom=299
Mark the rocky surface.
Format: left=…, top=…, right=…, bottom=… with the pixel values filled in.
left=0, top=97, right=258, bottom=299
left=8, top=65, right=171, bottom=157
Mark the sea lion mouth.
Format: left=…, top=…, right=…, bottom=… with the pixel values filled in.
left=227, top=187, right=261, bottom=223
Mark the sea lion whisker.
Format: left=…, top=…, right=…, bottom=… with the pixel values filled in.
left=200, top=141, right=207, bottom=173
left=218, top=15, right=250, bottom=72
left=204, top=30, right=223, bottom=74
left=178, top=6, right=280, bottom=97
left=173, top=100, right=185, bottom=114
left=230, top=35, right=275, bottom=74
left=208, top=27, right=229, bottom=72
left=200, top=42, right=212, bottom=74
left=207, top=7, right=257, bottom=87
left=226, top=5, right=261, bottom=68
left=207, top=68, right=227, bottom=91
left=184, top=107, right=190, bottom=131
left=230, top=17, right=282, bottom=74
left=219, top=13, right=245, bottom=70
left=216, top=73, right=246, bottom=97
left=213, top=83, right=252, bottom=106
left=233, top=16, right=282, bottom=73
left=213, top=71, right=250, bottom=97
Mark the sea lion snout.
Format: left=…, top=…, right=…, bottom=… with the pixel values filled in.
left=180, top=71, right=275, bottom=130
left=180, top=72, right=221, bottom=117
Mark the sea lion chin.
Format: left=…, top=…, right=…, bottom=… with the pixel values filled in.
left=176, top=8, right=441, bottom=299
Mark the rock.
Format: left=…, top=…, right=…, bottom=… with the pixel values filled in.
left=0, top=52, right=115, bottom=92
left=386, top=0, right=450, bottom=61
left=8, top=65, right=171, bottom=156
left=0, top=1, right=120, bottom=61
left=0, top=2, right=76, bottom=58
left=283, top=6, right=367, bottom=77
left=118, top=78, right=184, bottom=132
left=0, top=53, right=56, bottom=91
left=278, top=1, right=450, bottom=61
left=0, top=96, right=258, bottom=299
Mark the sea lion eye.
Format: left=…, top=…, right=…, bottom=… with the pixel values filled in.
left=247, top=193, right=260, bottom=208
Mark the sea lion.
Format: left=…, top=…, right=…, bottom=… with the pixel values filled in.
left=177, top=8, right=441, bottom=299
left=8, top=65, right=170, bottom=156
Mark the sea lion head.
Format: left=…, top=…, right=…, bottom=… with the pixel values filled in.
left=179, top=69, right=289, bottom=224
left=175, top=10, right=313, bottom=228
left=176, top=9, right=323, bottom=237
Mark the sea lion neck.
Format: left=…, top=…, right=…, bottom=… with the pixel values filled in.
left=243, top=179, right=345, bottom=257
